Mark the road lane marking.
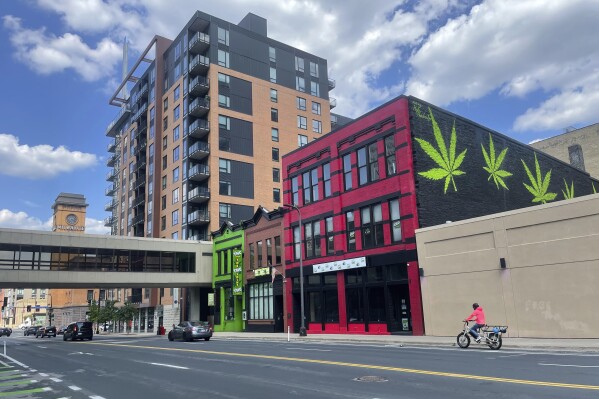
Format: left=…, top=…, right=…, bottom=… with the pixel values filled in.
left=286, top=347, right=332, bottom=352
left=69, top=385, right=82, bottom=391
left=539, top=363, right=599, bottom=368
left=90, top=396, right=107, bottom=399
left=0, top=387, right=48, bottom=397
left=498, top=354, right=528, bottom=358
left=148, top=362, right=189, bottom=370
left=50, top=377, right=62, bottom=382
left=86, top=341, right=599, bottom=391
left=38, top=373, right=48, bottom=377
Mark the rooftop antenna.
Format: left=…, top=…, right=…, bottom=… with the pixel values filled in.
left=121, top=37, right=129, bottom=102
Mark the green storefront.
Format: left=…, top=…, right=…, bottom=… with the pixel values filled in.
left=211, top=222, right=245, bottom=332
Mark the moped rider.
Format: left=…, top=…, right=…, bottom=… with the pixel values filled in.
left=464, top=303, right=486, bottom=343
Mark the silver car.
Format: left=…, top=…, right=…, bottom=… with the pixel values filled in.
left=168, top=321, right=212, bottom=342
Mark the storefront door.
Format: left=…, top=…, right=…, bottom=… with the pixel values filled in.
left=388, top=284, right=411, bottom=333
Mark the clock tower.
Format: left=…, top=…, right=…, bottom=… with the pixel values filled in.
left=52, top=193, right=88, bottom=233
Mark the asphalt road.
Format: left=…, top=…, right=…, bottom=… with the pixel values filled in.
left=1, top=333, right=599, bottom=398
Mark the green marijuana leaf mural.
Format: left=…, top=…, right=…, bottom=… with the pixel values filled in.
left=562, top=179, right=575, bottom=199
left=412, top=102, right=431, bottom=120
left=415, top=108, right=467, bottom=193
left=521, top=153, right=557, bottom=204
left=593, top=182, right=597, bottom=194
left=481, top=134, right=512, bottom=190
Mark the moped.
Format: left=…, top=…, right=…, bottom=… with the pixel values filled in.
left=457, top=321, right=507, bottom=350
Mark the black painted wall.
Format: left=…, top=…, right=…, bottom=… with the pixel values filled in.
left=409, top=98, right=598, bottom=228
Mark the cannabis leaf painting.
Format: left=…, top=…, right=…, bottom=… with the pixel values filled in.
left=481, top=133, right=512, bottom=190
left=521, top=153, right=557, bottom=204
left=562, top=179, right=575, bottom=199
left=414, top=108, right=467, bottom=194
left=593, top=182, right=597, bottom=194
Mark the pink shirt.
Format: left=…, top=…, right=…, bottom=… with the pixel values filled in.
left=466, top=307, right=486, bottom=325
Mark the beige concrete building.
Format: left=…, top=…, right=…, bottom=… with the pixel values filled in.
left=416, top=193, right=599, bottom=338
left=531, top=123, right=599, bottom=180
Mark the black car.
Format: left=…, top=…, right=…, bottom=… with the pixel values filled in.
left=168, top=321, right=212, bottom=342
left=63, top=321, right=93, bottom=341
left=36, top=326, right=57, bottom=338
left=0, top=327, right=11, bottom=337
left=24, top=326, right=40, bottom=336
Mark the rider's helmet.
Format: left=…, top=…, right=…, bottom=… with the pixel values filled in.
left=472, top=303, right=479, bottom=309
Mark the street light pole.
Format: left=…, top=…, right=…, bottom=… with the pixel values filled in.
left=284, top=203, right=307, bottom=337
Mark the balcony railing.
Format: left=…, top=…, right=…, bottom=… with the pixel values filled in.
left=188, top=164, right=210, bottom=181
left=104, top=216, right=115, bottom=227
left=188, top=210, right=210, bottom=225
left=189, top=55, right=209, bottom=75
left=105, top=106, right=131, bottom=137
left=189, top=76, right=210, bottom=96
left=189, top=97, right=210, bottom=117
left=188, top=141, right=209, bottom=160
left=105, top=184, right=118, bottom=196
left=328, top=78, right=336, bottom=90
left=132, top=195, right=145, bottom=208
left=132, top=213, right=145, bottom=225
left=189, top=32, right=210, bottom=54
left=132, top=103, right=148, bottom=122
left=105, top=169, right=117, bottom=181
left=186, top=119, right=210, bottom=139
left=106, top=153, right=118, bottom=167
left=188, top=234, right=209, bottom=241
left=104, top=200, right=116, bottom=212
left=330, top=97, right=337, bottom=109
left=107, top=140, right=118, bottom=153
left=187, top=187, right=210, bottom=203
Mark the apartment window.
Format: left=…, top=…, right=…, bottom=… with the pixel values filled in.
left=257, top=241, right=263, bottom=267
left=269, top=46, right=276, bottom=62
left=270, top=67, right=277, bottom=83
left=174, top=85, right=180, bottom=101
left=174, top=41, right=181, bottom=60
left=323, top=162, right=331, bottom=197
left=310, top=81, right=320, bottom=97
left=310, top=61, right=319, bottom=78
left=266, top=238, right=273, bottom=266
left=161, top=195, right=166, bottom=210
left=295, top=56, right=304, bottom=72
left=172, top=188, right=179, bottom=204
left=220, top=181, right=231, bottom=195
left=218, top=73, right=230, bottom=85
left=219, top=159, right=231, bottom=173
left=343, top=154, right=353, bottom=190
left=275, top=236, right=282, bottom=264
left=298, top=134, right=308, bottom=147
left=249, top=243, right=255, bottom=270
left=389, top=199, right=402, bottom=242
left=172, top=210, right=179, bottom=226
left=219, top=203, right=231, bottom=218
left=361, top=204, right=384, bottom=249
left=272, top=148, right=279, bottom=161
left=174, top=105, right=180, bottom=121
left=162, top=155, right=167, bottom=169
left=172, top=231, right=178, bottom=240
left=173, top=125, right=180, bottom=141
left=296, top=76, right=305, bottom=92
left=271, top=128, right=279, bottom=142
left=297, top=97, right=306, bottom=111
left=302, top=168, right=319, bottom=204
left=358, top=143, right=379, bottom=185
left=218, top=49, right=229, bottom=67
left=174, top=62, right=181, bottom=80
left=161, top=216, right=166, bottom=231
left=273, top=168, right=280, bottom=182
left=312, top=101, right=321, bottom=115
left=219, top=137, right=230, bottom=151
left=163, top=116, right=168, bottom=130
left=271, top=108, right=278, bottom=122
left=161, top=175, right=167, bottom=189
left=217, top=27, right=229, bottom=45
left=273, top=188, right=280, bottom=203
left=293, top=226, right=300, bottom=260
left=312, top=120, right=322, bottom=133
left=163, top=98, right=168, bottom=111
left=219, top=115, right=230, bottom=130
left=31, top=288, right=37, bottom=299
left=385, top=135, right=397, bottom=176
left=304, top=221, right=321, bottom=258
left=297, top=116, right=307, bottom=130
left=325, top=217, right=334, bottom=255
left=173, top=146, right=180, bottom=161
left=346, top=211, right=356, bottom=251
left=162, top=136, right=168, bottom=150
left=218, top=94, right=230, bottom=108
left=173, top=166, right=180, bottom=183
left=270, top=89, right=278, bottom=103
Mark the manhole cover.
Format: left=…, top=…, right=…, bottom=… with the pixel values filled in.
left=353, top=376, right=388, bottom=383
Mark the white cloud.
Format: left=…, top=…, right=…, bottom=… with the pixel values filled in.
left=0, top=134, right=97, bottom=179
left=3, top=15, right=121, bottom=81
left=0, top=209, right=110, bottom=234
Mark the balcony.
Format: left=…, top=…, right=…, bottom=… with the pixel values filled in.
left=104, top=200, right=116, bottom=212
left=189, top=32, right=210, bottom=54
left=132, top=103, right=148, bottom=122
left=331, top=114, right=338, bottom=127
left=187, top=187, right=210, bottom=204
left=135, top=140, right=147, bottom=154
left=189, top=97, right=210, bottom=117
left=105, top=106, right=131, bottom=137
left=188, top=210, right=210, bottom=225
left=189, top=54, right=209, bottom=76
left=328, top=78, right=336, bottom=90
left=137, top=84, right=148, bottom=100
left=132, top=214, right=145, bottom=225
left=188, top=233, right=209, bottom=241
left=136, top=156, right=147, bottom=170
left=189, top=76, right=210, bottom=96
left=188, top=164, right=210, bottom=182
left=330, top=97, right=337, bottom=109
left=188, top=141, right=209, bottom=161
left=186, top=119, right=210, bottom=139
left=133, top=178, right=146, bottom=190
left=106, top=169, right=117, bottom=181
left=106, top=153, right=118, bottom=167
left=132, top=195, right=145, bottom=208
left=107, top=140, right=118, bottom=153
left=105, top=184, right=118, bottom=196
left=104, top=216, right=115, bottom=227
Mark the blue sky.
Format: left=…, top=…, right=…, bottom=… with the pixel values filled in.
left=1, top=0, right=598, bottom=233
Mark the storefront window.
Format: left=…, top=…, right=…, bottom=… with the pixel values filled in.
left=308, top=275, right=321, bottom=286
left=324, top=290, right=339, bottom=322
left=345, top=269, right=363, bottom=285
left=368, top=287, right=386, bottom=322
left=346, top=288, right=364, bottom=322
left=308, top=291, right=322, bottom=323
left=249, top=282, right=273, bottom=320
left=367, top=266, right=384, bottom=282
left=224, top=287, right=234, bottom=320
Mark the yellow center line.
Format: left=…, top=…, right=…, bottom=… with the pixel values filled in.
left=86, top=341, right=599, bottom=391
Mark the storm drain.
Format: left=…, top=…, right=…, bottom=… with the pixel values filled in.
left=353, top=376, right=388, bottom=383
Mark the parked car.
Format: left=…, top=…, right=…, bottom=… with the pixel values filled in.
left=36, top=326, right=57, bottom=338
left=24, top=326, right=40, bottom=336
left=63, top=321, right=93, bottom=341
left=0, top=327, right=11, bottom=337
left=56, top=326, right=67, bottom=335
left=168, top=321, right=212, bottom=342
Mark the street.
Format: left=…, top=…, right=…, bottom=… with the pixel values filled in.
left=1, top=333, right=599, bottom=398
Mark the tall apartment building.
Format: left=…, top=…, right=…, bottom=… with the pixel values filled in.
left=104, top=11, right=335, bottom=321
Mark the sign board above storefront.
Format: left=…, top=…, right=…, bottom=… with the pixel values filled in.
left=313, top=256, right=367, bottom=274
left=254, top=267, right=270, bottom=277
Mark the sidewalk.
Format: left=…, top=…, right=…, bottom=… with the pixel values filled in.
left=103, top=331, right=599, bottom=352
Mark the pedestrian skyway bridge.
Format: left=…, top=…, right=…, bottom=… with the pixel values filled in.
left=0, top=228, right=212, bottom=288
